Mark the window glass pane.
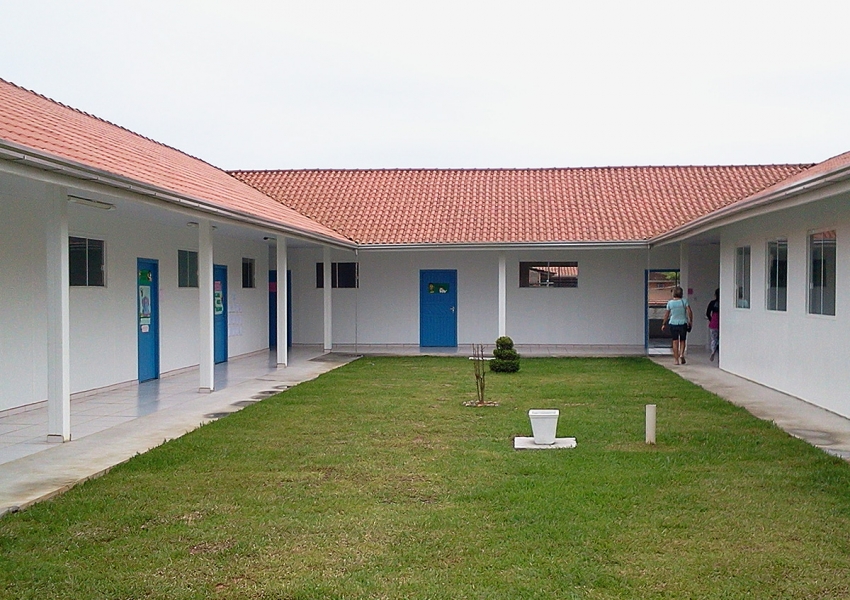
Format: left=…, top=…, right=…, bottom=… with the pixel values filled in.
left=178, top=250, right=188, bottom=287
left=519, top=262, right=578, bottom=287
left=69, top=236, right=88, bottom=286
left=187, top=251, right=198, bottom=288
left=178, top=250, right=198, bottom=288
left=735, top=246, right=750, bottom=308
left=336, top=262, right=358, bottom=288
left=242, top=258, right=255, bottom=288
left=766, top=240, right=787, bottom=311
left=316, top=262, right=358, bottom=288
left=87, top=239, right=105, bottom=286
left=809, top=231, right=836, bottom=315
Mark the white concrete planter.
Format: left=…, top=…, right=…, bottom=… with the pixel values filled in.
left=528, top=409, right=559, bottom=445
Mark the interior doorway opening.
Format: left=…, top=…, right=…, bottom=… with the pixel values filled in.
left=646, top=270, right=679, bottom=354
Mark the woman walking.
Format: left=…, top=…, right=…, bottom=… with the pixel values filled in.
left=661, top=286, right=693, bottom=365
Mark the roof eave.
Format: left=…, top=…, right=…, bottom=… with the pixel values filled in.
left=0, top=139, right=356, bottom=250
left=357, top=240, right=649, bottom=252
left=649, top=163, right=850, bottom=247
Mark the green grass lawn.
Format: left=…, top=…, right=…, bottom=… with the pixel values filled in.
left=3, top=356, right=850, bottom=599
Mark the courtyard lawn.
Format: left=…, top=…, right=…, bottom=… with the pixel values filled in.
left=2, top=357, right=850, bottom=599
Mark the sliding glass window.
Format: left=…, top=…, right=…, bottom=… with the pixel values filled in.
left=808, top=231, right=836, bottom=316
left=766, top=240, right=787, bottom=311
left=735, top=246, right=751, bottom=308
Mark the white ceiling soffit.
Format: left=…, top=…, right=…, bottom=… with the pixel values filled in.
left=0, top=139, right=356, bottom=250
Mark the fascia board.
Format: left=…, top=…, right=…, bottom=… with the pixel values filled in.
left=357, top=241, right=648, bottom=253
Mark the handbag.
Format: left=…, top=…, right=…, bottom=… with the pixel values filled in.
left=682, top=300, right=692, bottom=332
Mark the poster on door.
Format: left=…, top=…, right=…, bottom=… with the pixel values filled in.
left=138, top=269, right=153, bottom=326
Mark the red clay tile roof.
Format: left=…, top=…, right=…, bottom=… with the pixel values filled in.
left=231, top=165, right=812, bottom=245
left=736, top=150, right=850, bottom=201
left=0, top=78, right=351, bottom=246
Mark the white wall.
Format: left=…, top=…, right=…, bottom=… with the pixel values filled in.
left=506, top=249, right=645, bottom=346
left=1, top=171, right=272, bottom=411
left=684, top=242, right=720, bottom=348
left=66, top=212, right=270, bottom=394
left=289, top=247, right=649, bottom=349
left=719, top=193, right=850, bottom=417
left=212, top=238, right=269, bottom=358
left=0, top=175, right=49, bottom=411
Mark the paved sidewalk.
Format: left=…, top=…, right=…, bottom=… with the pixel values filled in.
left=651, top=349, right=850, bottom=460
left=0, top=348, right=356, bottom=516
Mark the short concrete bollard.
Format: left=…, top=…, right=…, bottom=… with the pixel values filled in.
left=646, top=404, right=656, bottom=445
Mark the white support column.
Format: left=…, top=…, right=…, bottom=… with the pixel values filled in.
left=276, top=235, right=288, bottom=366
left=198, top=219, right=215, bottom=392
left=679, top=243, right=690, bottom=298
left=498, top=253, right=507, bottom=337
left=46, top=188, right=71, bottom=442
left=323, top=246, right=332, bottom=352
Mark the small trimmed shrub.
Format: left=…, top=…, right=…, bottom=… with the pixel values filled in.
left=490, top=336, right=520, bottom=372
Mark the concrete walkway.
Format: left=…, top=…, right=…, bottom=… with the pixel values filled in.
left=4, top=344, right=850, bottom=517
left=0, top=347, right=356, bottom=516
left=651, top=348, right=850, bottom=461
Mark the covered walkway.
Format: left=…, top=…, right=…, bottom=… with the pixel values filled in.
left=0, top=347, right=356, bottom=515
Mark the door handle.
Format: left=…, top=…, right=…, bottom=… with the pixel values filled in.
left=450, top=306, right=456, bottom=313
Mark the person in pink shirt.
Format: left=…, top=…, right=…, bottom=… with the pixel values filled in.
left=706, top=288, right=720, bottom=362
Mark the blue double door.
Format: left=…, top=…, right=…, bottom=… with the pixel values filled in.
left=420, top=269, right=457, bottom=347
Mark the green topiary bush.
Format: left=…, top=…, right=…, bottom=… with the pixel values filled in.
left=490, top=336, right=520, bottom=372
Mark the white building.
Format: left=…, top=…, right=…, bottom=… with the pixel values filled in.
left=1, top=77, right=847, bottom=442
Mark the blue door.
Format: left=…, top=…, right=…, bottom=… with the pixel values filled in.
left=214, top=264, right=228, bottom=363
left=420, top=269, right=457, bottom=347
left=268, top=270, right=292, bottom=348
left=137, top=259, right=160, bottom=382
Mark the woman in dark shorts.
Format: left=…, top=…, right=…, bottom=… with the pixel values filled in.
left=661, top=286, right=693, bottom=365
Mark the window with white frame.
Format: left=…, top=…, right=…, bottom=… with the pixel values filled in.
left=808, top=231, right=836, bottom=316
left=178, top=250, right=198, bottom=288
left=519, top=262, right=579, bottom=287
left=69, top=236, right=105, bottom=286
left=766, top=240, right=787, bottom=311
left=735, top=246, right=750, bottom=308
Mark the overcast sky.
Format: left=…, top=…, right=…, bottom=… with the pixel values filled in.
left=1, top=1, right=849, bottom=170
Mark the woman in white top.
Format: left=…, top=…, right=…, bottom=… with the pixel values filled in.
left=661, top=286, right=693, bottom=365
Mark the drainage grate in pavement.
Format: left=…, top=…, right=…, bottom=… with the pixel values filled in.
left=274, top=385, right=289, bottom=390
